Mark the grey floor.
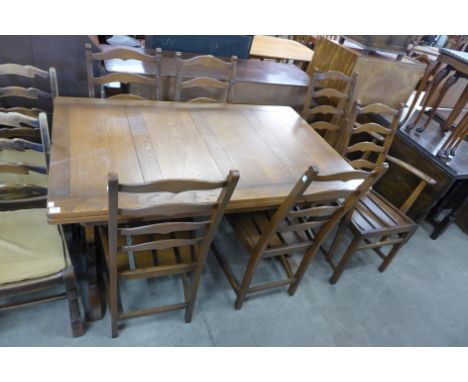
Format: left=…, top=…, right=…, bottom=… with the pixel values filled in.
left=1, top=219, right=467, bottom=346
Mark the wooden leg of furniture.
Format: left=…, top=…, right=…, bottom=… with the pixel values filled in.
left=417, top=72, right=459, bottom=133
left=83, top=224, right=103, bottom=321
left=403, top=61, right=441, bottom=127
left=235, top=252, right=263, bottom=310
left=329, top=235, right=361, bottom=285
left=377, top=232, right=412, bottom=272
left=63, top=267, right=85, bottom=337
left=440, top=85, right=468, bottom=132
left=438, top=113, right=468, bottom=157
left=410, top=66, right=450, bottom=130
left=184, top=248, right=210, bottom=323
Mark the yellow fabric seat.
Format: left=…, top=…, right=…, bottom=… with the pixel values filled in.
left=0, top=149, right=48, bottom=188
left=0, top=208, right=65, bottom=285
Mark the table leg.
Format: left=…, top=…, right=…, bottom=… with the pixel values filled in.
left=410, top=66, right=450, bottom=130
left=440, top=84, right=468, bottom=132
left=83, top=224, right=103, bottom=321
left=416, top=71, right=458, bottom=133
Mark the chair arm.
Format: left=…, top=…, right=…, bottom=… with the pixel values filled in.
left=386, top=154, right=437, bottom=185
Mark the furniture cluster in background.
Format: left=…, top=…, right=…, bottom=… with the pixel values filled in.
left=0, top=35, right=466, bottom=339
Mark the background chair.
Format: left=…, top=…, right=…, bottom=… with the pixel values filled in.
left=0, top=63, right=58, bottom=119
left=0, top=112, right=84, bottom=337
left=99, top=170, right=239, bottom=337
left=174, top=52, right=237, bottom=103
left=213, top=164, right=387, bottom=309
left=326, top=102, right=437, bottom=284
left=85, top=43, right=162, bottom=100
left=301, top=68, right=357, bottom=153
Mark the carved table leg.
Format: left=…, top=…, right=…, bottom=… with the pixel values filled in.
left=403, top=61, right=441, bottom=127
left=448, top=119, right=468, bottom=156
left=438, top=113, right=468, bottom=157
left=83, top=224, right=103, bottom=321
left=440, top=84, right=468, bottom=132
left=416, top=71, right=458, bottom=133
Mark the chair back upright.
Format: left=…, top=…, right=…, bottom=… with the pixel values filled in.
left=174, top=52, right=237, bottom=103
left=85, top=44, right=162, bottom=100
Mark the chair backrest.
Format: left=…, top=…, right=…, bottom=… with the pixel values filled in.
left=302, top=68, right=357, bottom=152
left=107, top=170, right=240, bottom=273
left=85, top=44, right=162, bottom=100
left=343, top=102, right=402, bottom=171
left=174, top=52, right=237, bottom=103
left=0, top=63, right=58, bottom=117
left=0, top=111, right=50, bottom=210
left=251, top=163, right=388, bottom=258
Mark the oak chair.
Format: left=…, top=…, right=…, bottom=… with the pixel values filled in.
left=0, top=63, right=58, bottom=117
left=85, top=43, right=162, bottom=100
left=213, top=164, right=387, bottom=309
left=0, top=112, right=50, bottom=207
left=174, top=52, right=237, bottom=103
left=0, top=113, right=84, bottom=337
left=98, top=170, right=239, bottom=337
left=325, top=102, right=437, bottom=284
left=301, top=68, right=358, bottom=153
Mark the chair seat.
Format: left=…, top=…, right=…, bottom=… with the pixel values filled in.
left=0, top=149, right=48, bottom=188
left=228, top=210, right=311, bottom=253
left=0, top=208, right=65, bottom=285
left=351, top=190, right=415, bottom=236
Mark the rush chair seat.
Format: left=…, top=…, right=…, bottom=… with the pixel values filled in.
left=301, top=68, right=358, bottom=153
left=325, top=102, right=437, bottom=284
left=85, top=43, right=162, bottom=100
left=174, top=52, right=238, bottom=103
left=98, top=170, right=239, bottom=338
left=213, top=163, right=387, bottom=310
left=0, top=113, right=84, bottom=337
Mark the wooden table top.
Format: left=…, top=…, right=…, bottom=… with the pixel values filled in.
left=101, top=45, right=309, bottom=87
left=249, top=36, right=314, bottom=62
left=47, top=97, right=358, bottom=224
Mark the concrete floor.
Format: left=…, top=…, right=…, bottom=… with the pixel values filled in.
left=1, top=219, right=467, bottom=346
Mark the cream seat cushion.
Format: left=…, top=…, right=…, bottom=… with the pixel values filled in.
left=0, top=149, right=48, bottom=188
left=0, top=208, right=65, bottom=285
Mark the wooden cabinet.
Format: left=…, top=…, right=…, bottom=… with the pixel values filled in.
left=308, top=38, right=425, bottom=108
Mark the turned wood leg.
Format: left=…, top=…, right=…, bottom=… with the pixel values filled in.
left=403, top=61, right=441, bottom=127
left=63, top=268, right=85, bottom=337
left=417, top=71, right=458, bottom=133
left=448, top=114, right=468, bottom=156
left=83, top=224, right=103, bottom=321
left=411, top=66, right=450, bottom=131
left=440, top=85, right=468, bottom=132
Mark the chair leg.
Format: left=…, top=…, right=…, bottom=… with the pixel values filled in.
left=325, top=222, right=347, bottom=262
left=63, top=268, right=85, bottom=338
left=109, top=268, right=119, bottom=338
left=378, top=234, right=409, bottom=272
left=287, top=245, right=320, bottom=296
left=329, top=235, right=361, bottom=285
left=235, top=251, right=263, bottom=310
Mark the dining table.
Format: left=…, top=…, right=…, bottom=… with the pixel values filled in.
left=47, top=96, right=360, bottom=320
left=249, top=35, right=314, bottom=63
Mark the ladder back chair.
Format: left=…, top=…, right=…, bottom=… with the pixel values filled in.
left=0, top=112, right=50, bottom=209
left=99, top=170, right=239, bottom=337
left=0, top=63, right=58, bottom=118
left=213, top=164, right=387, bottom=309
left=174, top=52, right=237, bottom=103
left=326, top=102, right=437, bottom=284
left=343, top=102, right=402, bottom=170
left=0, top=112, right=84, bottom=337
left=301, top=68, right=358, bottom=153
left=85, top=43, right=162, bottom=100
